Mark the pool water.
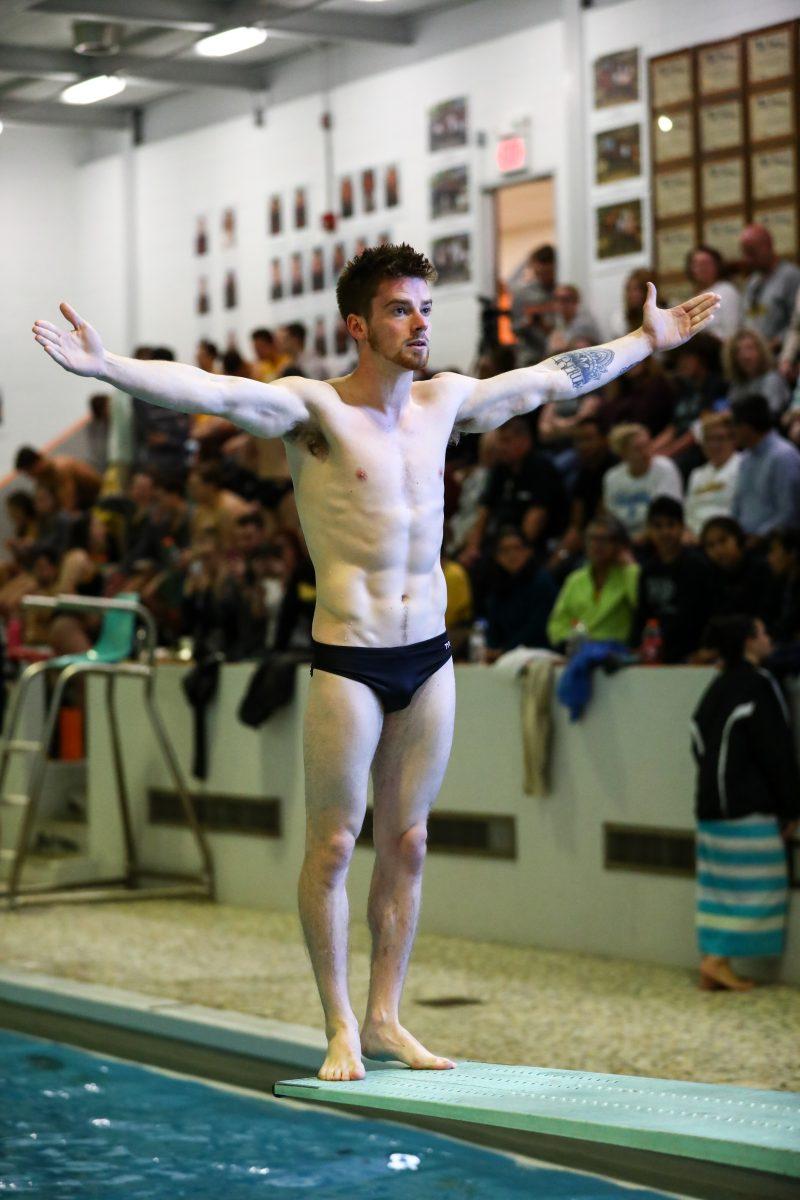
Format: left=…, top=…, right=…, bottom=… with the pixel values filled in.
left=0, top=1030, right=683, bottom=1198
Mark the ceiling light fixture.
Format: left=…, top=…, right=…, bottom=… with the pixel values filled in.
left=61, top=75, right=126, bottom=105
left=195, top=27, right=268, bottom=57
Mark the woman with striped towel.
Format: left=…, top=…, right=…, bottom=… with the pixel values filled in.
left=691, top=615, right=799, bottom=991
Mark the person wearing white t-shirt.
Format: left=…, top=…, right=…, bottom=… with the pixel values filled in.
left=602, top=423, right=683, bottom=542
left=685, top=411, right=741, bottom=538
left=686, top=246, right=741, bottom=344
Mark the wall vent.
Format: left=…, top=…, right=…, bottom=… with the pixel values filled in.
left=604, top=823, right=695, bottom=877
left=358, top=808, right=516, bottom=859
left=148, top=789, right=280, bottom=837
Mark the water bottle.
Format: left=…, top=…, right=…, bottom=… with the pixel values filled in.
left=640, top=618, right=663, bottom=665
left=468, top=619, right=489, bottom=664
left=566, top=620, right=588, bottom=658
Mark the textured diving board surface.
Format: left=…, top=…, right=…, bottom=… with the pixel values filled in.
left=274, top=1061, right=800, bottom=1178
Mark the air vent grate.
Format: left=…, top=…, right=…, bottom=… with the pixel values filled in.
left=604, top=823, right=695, bottom=877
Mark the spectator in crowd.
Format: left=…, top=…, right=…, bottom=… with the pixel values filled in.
left=483, top=529, right=557, bottom=659
left=181, top=527, right=262, bottom=659
left=546, top=284, right=600, bottom=353
left=692, top=613, right=799, bottom=991
left=446, top=432, right=497, bottom=556
left=767, top=528, right=800, bottom=645
left=652, top=333, right=726, bottom=474
left=132, top=347, right=191, bottom=471
left=597, top=353, right=677, bottom=436
left=602, top=423, right=683, bottom=543
left=269, top=530, right=316, bottom=652
left=250, top=328, right=282, bottom=381
left=537, top=391, right=603, bottom=472
left=723, top=329, right=790, bottom=416
left=187, top=461, right=252, bottom=550
left=778, top=289, right=800, bottom=384
left=632, top=497, right=713, bottom=662
left=684, top=412, right=741, bottom=539
left=685, top=245, right=741, bottom=343
left=609, top=268, right=650, bottom=339
left=123, top=470, right=191, bottom=577
left=3, top=491, right=37, bottom=565
left=276, top=322, right=326, bottom=379
left=86, top=393, right=110, bottom=475
left=460, top=416, right=566, bottom=565
left=221, top=346, right=252, bottom=379
left=195, top=339, right=219, bottom=374
left=19, top=545, right=65, bottom=648
left=509, top=244, right=557, bottom=364
left=701, top=516, right=775, bottom=625
left=548, top=416, right=617, bottom=572
left=441, top=547, right=473, bottom=659
left=731, top=395, right=800, bottom=537
left=740, top=223, right=800, bottom=350
left=547, top=514, right=639, bottom=649
left=15, top=445, right=101, bottom=513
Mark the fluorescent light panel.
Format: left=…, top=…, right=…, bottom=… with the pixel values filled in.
left=61, top=75, right=126, bottom=105
left=195, top=27, right=267, bottom=57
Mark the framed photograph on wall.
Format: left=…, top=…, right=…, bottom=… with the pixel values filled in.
left=697, top=40, right=741, bottom=97
left=332, top=241, right=347, bottom=277
left=377, top=230, right=391, bottom=246
left=294, top=187, right=308, bottom=231
left=221, top=207, right=236, bottom=249
left=223, top=268, right=238, bottom=309
left=194, top=216, right=208, bottom=256
left=701, top=158, right=745, bottom=210
left=747, top=25, right=792, bottom=84
left=290, top=251, right=304, bottom=296
left=753, top=204, right=798, bottom=257
left=594, top=48, right=639, bottom=108
left=313, top=316, right=328, bottom=359
left=654, top=167, right=694, bottom=219
left=749, top=88, right=795, bottom=144
left=334, top=317, right=349, bottom=356
left=595, top=199, right=644, bottom=259
left=595, top=124, right=641, bottom=184
left=655, top=222, right=695, bottom=276
left=196, top=275, right=210, bottom=315
left=270, top=257, right=284, bottom=302
left=428, top=96, right=468, bottom=151
left=430, top=165, right=469, bottom=218
left=340, top=176, right=354, bottom=220
left=431, top=232, right=471, bottom=284
left=653, top=109, right=693, bottom=163
left=354, top=235, right=369, bottom=257
left=310, top=246, right=325, bottom=292
left=698, top=99, right=743, bottom=154
left=362, top=168, right=376, bottom=215
left=268, top=194, right=282, bottom=237
left=751, top=144, right=796, bottom=201
left=650, top=50, right=692, bottom=108
left=385, top=164, right=400, bottom=208
left=701, top=213, right=745, bottom=263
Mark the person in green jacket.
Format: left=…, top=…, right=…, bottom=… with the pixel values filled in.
left=547, top=514, right=639, bottom=649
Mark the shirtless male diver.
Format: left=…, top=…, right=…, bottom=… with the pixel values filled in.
left=33, top=244, right=719, bottom=1082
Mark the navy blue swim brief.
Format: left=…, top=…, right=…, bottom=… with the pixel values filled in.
left=310, top=631, right=452, bottom=713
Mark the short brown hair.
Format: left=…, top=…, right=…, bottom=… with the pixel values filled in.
left=335, top=243, right=436, bottom=322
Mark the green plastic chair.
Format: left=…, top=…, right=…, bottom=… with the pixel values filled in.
left=48, top=592, right=139, bottom=669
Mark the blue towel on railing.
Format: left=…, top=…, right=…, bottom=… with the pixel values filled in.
left=556, top=640, right=633, bottom=721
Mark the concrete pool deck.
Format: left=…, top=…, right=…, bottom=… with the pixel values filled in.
left=0, top=898, right=798, bottom=1093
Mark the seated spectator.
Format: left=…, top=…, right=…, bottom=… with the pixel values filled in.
left=270, top=530, right=316, bottom=653
left=632, top=497, right=714, bottom=662
left=547, top=515, right=639, bottom=649
left=250, top=328, right=283, bottom=381
left=732, top=395, right=800, bottom=538
left=548, top=416, right=617, bottom=573
left=3, top=491, right=37, bottom=566
left=609, top=268, right=649, bottom=339
left=15, top=445, right=101, bottom=513
left=19, top=545, right=66, bottom=648
left=778, top=288, right=800, bottom=385
left=767, top=528, right=800, bottom=644
left=276, top=322, right=326, bottom=379
left=701, top=516, right=775, bottom=625
left=684, top=412, right=741, bottom=538
left=180, top=529, right=261, bottom=659
left=195, top=339, right=219, bottom=374
left=447, top=432, right=498, bottom=556
left=483, top=529, right=557, bottom=659
left=546, top=285, right=600, bottom=353
left=597, top=354, right=676, bottom=436
left=461, top=416, right=566, bottom=564
left=32, top=479, right=81, bottom=559
left=602, top=423, right=683, bottom=543
left=441, top=548, right=473, bottom=659
left=652, top=333, right=726, bottom=474
left=86, top=393, right=111, bottom=475
left=508, top=244, right=557, bottom=364
left=724, top=329, right=790, bottom=416
left=123, top=470, right=191, bottom=576
left=740, top=223, right=800, bottom=351
left=188, top=461, right=252, bottom=550
left=131, top=346, right=191, bottom=471
left=685, top=245, right=741, bottom=342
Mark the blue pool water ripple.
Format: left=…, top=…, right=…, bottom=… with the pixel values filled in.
left=0, top=1031, right=680, bottom=1198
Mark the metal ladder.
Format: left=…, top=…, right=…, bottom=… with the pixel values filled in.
left=0, top=595, right=215, bottom=908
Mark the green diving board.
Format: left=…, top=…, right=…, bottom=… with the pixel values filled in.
left=274, top=1060, right=800, bottom=1180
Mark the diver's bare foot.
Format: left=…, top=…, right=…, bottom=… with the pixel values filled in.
left=318, top=1027, right=366, bottom=1081
left=360, top=1019, right=456, bottom=1070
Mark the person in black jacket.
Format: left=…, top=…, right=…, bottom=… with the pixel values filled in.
left=691, top=614, right=800, bottom=991
left=701, top=516, right=775, bottom=625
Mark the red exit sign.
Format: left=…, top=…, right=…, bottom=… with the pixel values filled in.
left=496, top=134, right=527, bottom=174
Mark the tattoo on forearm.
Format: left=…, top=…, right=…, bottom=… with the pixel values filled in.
left=553, top=348, right=615, bottom=391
